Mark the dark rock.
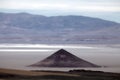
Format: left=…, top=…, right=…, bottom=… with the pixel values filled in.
left=29, top=49, right=100, bottom=67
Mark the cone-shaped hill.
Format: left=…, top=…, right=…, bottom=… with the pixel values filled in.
left=29, top=49, right=100, bottom=67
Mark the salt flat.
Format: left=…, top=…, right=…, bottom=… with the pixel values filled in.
left=0, top=44, right=120, bottom=73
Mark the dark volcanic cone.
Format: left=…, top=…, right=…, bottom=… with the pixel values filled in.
left=29, top=49, right=100, bottom=67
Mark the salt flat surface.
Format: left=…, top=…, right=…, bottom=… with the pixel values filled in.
left=0, top=44, right=120, bottom=73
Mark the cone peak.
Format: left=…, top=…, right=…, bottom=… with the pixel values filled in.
left=57, top=49, right=68, bottom=52
left=29, top=49, right=100, bottom=67
left=52, top=49, right=74, bottom=58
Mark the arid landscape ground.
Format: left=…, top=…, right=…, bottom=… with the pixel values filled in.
left=0, top=68, right=120, bottom=80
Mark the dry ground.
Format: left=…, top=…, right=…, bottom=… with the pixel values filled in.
left=0, top=68, right=78, bottom=76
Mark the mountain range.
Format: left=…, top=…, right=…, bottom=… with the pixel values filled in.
left=0, top=12, right=120, bottom=44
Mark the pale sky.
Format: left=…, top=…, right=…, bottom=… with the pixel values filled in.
left=0, top=0, right=120, bottom=22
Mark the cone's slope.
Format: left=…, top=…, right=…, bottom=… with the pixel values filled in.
left=30, top=49, right=100, bottom=67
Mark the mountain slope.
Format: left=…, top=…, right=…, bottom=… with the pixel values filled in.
left=30, top=49, right=100, bottom=67
left=0, top=12, right=120, bottom=44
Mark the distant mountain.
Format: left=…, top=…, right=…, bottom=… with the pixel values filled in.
left=29, top=49, right=100, bottom=67
left=0, top=12, right=120, bottom=44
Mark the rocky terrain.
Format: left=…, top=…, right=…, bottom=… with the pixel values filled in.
left=30, top=49, right=100, bottom=67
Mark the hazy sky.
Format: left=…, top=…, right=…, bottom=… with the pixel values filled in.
left=0, top=0, right=120, bottom=22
